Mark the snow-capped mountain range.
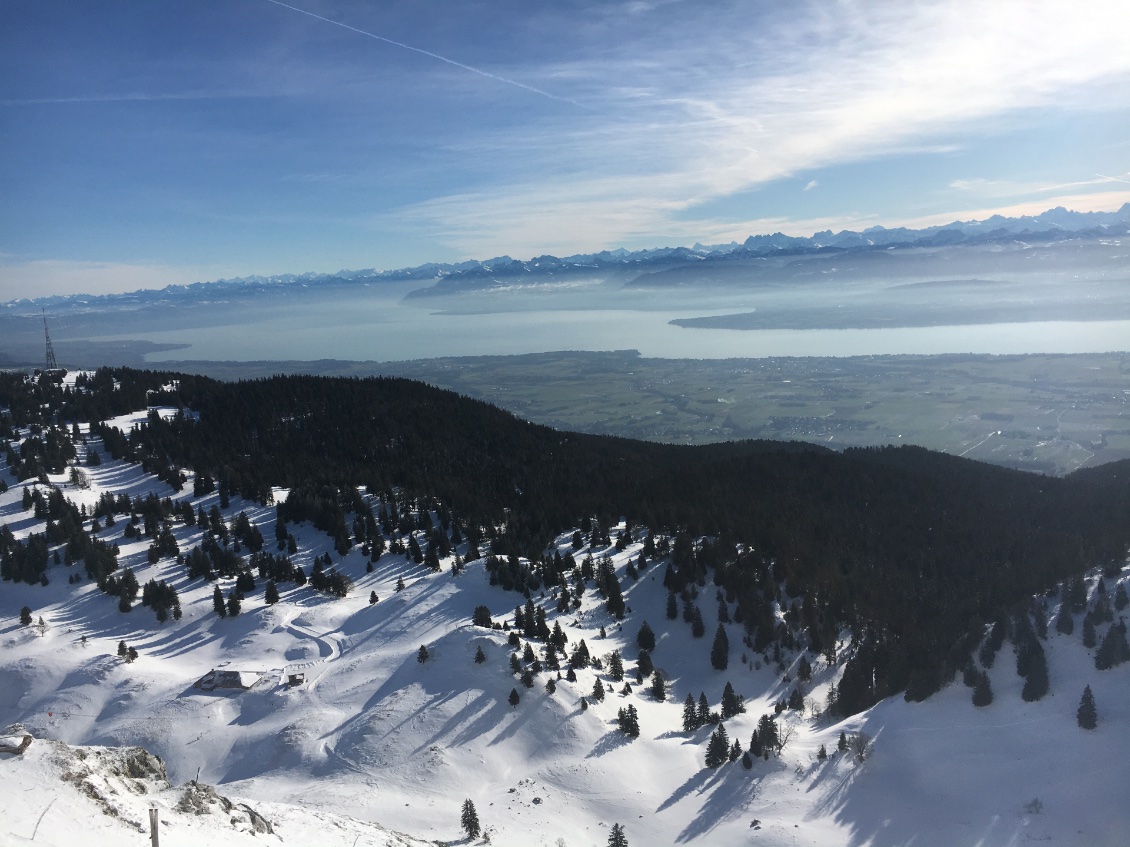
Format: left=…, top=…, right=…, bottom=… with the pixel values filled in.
left=4, top=204, right=1129, bottom=314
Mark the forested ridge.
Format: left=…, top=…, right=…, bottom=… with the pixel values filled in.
left=3, top=367, right=1128, bottom=713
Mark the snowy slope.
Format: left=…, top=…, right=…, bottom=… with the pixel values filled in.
left=1, top=421, right=1128, bottom=847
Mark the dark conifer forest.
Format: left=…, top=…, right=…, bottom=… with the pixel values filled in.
left=2, top=367, right=1128, bottom=714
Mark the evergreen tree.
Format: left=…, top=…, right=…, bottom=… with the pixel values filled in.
left=705, top=724, right=730, bottom=768
left=1094, top=619, right=1130, bottom=670
left=508, top=688, right=520, bottom=707
left=1082, top=613, right=1097, bottom=648
left=417, top=645, right=429, bottom=663
left=1054, top=604, right=1074, bottom=636
left=817, top=744, right=828, bottom=761
left=666, top=591, right=678, bottom=620
left=226, top=594, right=241, bottom=617
left=691, top=607, right=705, bottom=638
left=1020, top=639, right=1049, bottom=702
left=461, top=798, right=481, bottom=839
left=1063, top=573, right=1087, bottom=611
left=617, top=704, right=640, bottom=738
left=697, top=692, right=711, bottom=726
left=838, top=731, right=848, bottom=753
left=592, top=678, right=606, bottom=702
left=741, top=750, right=753, bottom=769
left=979, top=619, right=1006, bottom=668
left=546, top=677, right=557, bottom=694
left=788, top=687, right=805, bottom=712
left=637, top=621, right=656, bottom=651
left=521, top=669, right=534, bottom=688
left=649, top=671, right=666, bottom=701
left=1076, top=684, right=1097, bottom=729
left=368, top=589, right=378, bottom=605
left=682, top=694, right=700, bottom=732
left=720, top=681, right=745, bottom=718
left=1115, top=583, right=1128, bottom=612
left=710, top=624, right=729, bottom=670
left=972, top=670, right=993, bottom=707
left=607, top=650, right=624, bottom=681
left=265, top=580, right=280, bottom=605
left=117, top=640, right=128, bottom=657
left=757, top=714, right=779, bottom=753
left=729, top=738, right=742, bottom=763
left=213, top=585, right=226, bottom=618
left=797, top=654, right=812, bottom=682
left=474, top=645, right=486, bottom=664
left=19, top=606, right=32, bottom=626
left=606, top=822, right=628, bottom=847
left=637, top=648, right=654, bottom=678
left=472, top=605, right=493, bottom=627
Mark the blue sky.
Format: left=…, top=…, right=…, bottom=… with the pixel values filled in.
left=2, top=0, right=1129, bottom=298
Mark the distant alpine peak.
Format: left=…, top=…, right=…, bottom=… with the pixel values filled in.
left=5, top=204, right=1128, bottom=311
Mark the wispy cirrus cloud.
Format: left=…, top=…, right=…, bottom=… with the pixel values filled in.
left=400, top=0, right=1130, bottom=257
left=950, top=173, right=1130, bottom=197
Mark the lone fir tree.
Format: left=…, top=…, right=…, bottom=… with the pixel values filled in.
left=461, top=798, right=481, bottom=838
left=607, top=822, right=628, bottom=847
left=1077, top=684, right=1097, bottom=729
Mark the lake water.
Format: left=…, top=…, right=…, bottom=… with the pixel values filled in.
left=112, top=288, right=1128, bottom=363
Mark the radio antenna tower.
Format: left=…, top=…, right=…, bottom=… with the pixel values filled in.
left=43, top=310, right=59, bottom=371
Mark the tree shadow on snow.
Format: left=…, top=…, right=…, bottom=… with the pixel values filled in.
left=585, top=729, right=633, bottom=759
left=674, top=766, right=766, bottom=843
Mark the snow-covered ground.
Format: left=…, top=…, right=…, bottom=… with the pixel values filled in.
left=1, top=425, right=1127, bottom=846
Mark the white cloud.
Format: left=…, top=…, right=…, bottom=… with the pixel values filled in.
left=401, top=0, right=1130, bottom=257
left=803, top=180, right=818, bottom=192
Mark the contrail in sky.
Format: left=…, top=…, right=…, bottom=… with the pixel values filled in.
left=262, top=0, right=585, bottom=108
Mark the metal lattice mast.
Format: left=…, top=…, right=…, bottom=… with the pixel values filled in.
left=43, top=310, right=58, bottom=371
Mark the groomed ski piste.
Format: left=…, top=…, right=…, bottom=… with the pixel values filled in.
left=1, top=386, right=1128, bottom=847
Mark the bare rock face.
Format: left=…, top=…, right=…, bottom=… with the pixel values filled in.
left=0, top=723, right=34, bottom=755
left=177, top=780, right=275, bottom=835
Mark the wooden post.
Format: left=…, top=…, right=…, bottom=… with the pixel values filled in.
left=149, top=807, right=159, bottom=847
